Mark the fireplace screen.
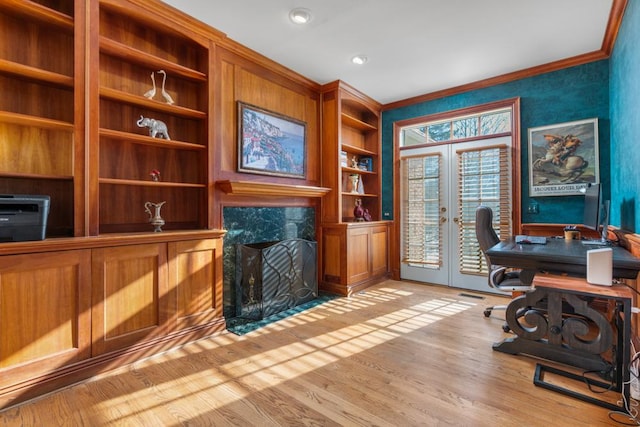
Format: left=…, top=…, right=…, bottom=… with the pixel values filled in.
left=235, top=239, right=318, bottom=320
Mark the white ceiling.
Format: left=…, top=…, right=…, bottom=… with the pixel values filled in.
left=161, top=0, right=613, bottom=105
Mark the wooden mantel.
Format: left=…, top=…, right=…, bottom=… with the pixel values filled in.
left=216, top=180, right=331, bottom=198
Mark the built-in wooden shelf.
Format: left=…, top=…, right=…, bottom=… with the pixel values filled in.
left=99, top=128, right=206, bottom=150
left=0, top=59, right=74, bottom=87
left=217, top=180, right=331, bottom=198
left=100, top=87, right=207, bottom=119
left=341, top=113, right=377, bottom=131
left=99, top=178, right=205, bottom=188
left=1, top=0, right=74, bottom=29
left=342, top=166, right=376, bottom=175
left=340, top=143, right=376, bottom=157
left=0, top=111, right=73, bottom=131
left=100, top=37, right=207, bottom=82
left=341, top=192, right=378, bottom=198
left=0, top=172, right=73, bottom=180
left=320, top=81, right=387, bottom=295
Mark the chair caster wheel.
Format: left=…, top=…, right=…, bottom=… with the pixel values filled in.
left=502, top=324, right=511, bottom=333
left=483, top=309, right=492, bottom=317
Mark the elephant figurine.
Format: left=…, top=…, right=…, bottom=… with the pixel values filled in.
left=136, top=115, right=170, bottom=140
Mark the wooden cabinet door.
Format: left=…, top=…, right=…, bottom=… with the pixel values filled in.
left=167, top=239, right=223, bottom=330
left=0, top=250, right=91, bottom=385
left=91, top=243, right=168, bottom=356
left=321, top=226, right=345, bottom=285
left=321, top=223, right=390, bottom=295
left=370, top=225, right=389, bottom=278
left=346, top=227, right=371, bottom=284
left=346, top=224, right=389, bottom=285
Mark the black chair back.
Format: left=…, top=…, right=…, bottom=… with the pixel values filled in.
left=475, top=206, right=499, bottom=269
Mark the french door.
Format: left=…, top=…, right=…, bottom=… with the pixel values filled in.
left=400, top=136, right=512, bottom=293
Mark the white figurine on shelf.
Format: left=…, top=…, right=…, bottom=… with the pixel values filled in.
left=141, top=70, right=175, bottom=105
left=157, top=70, right=175, bottom=105
left=143, top=72, right=156, bottom=99
left=136, top=115, right=170, bottom=140
left=357, top=175, right=365, bottom=194
left=349, top=174, right=359, bottom=193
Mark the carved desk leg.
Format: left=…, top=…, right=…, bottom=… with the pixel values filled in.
left=492, top=287, right=613, bottom=372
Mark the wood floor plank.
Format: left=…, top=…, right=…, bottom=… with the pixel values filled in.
left=0, top=280, right=634, bottom=426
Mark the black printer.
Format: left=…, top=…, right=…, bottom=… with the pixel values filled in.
left=0, top=195, right=50, bottom=242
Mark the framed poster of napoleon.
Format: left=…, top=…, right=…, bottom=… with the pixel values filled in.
left=237, top=102, right=306, bottom=178
left=528, top=118, right=599, bottom=197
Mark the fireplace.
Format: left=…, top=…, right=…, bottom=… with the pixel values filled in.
left=235, top=238, right=317, bottom=320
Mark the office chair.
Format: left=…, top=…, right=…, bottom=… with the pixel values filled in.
left=475, top=206, right=536, bottom=331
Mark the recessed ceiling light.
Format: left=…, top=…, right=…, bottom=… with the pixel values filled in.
left=289, top=8, right=312, bottom=24
left=351, top=55, right=368, bottom=65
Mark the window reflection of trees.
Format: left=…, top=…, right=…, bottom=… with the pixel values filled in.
left=401, top=109, right=511, bottom=147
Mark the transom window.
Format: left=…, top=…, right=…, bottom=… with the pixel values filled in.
left=400, top=108, right=511, bottom=147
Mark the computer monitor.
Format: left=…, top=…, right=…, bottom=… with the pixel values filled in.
left=582, top=183, right=610, bottom=244
left=582, top=183, right=601, bottom=231
left=600, top=199, right=610, bottom=243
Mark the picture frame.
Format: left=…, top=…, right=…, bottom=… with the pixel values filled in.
left=237, top=102, right=306, bottom=178
left=528, top=118, right=599, bottom=197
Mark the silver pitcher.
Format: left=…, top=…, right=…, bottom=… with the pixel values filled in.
left=144, top=201, right=166, bottom=232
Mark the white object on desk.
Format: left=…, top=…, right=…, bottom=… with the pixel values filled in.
left=586, top=247, right=612, bottom=286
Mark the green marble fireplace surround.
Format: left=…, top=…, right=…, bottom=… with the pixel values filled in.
left=222, top=207, right=316, bottom=318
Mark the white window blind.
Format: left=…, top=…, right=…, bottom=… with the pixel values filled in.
left=457, top=144, right=511, bottom=274
left=401, top=154, right=442, bottom=267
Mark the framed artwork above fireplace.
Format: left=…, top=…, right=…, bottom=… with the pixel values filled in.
left=237, top=102, right=306, bottom=178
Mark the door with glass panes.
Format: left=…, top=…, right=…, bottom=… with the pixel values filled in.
left=399, top=114, right=513, bottom=293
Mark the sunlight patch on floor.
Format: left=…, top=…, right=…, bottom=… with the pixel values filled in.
left=324, top=298, right=375, bottom=315
left=422, top=298, right=477, bottom=316
left=222, top=297, right=473, bottom=393
left=261, top=310, right=329, bottom=332
left=97, top=291, right=478, bottom=420
left=374, top=287, right=414, bottom=296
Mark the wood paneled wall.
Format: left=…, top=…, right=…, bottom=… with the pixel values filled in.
left=211, top=47, right=322, bottom=226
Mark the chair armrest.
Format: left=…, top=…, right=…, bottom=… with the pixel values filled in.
left=490, top=266, right=535, bottom=292
left=489, top=266, right=508, bottom=289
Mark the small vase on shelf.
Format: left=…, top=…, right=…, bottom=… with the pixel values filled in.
left=349, top=174, right=360, bottom=193
left=354, top=198, right=365, bottom=222
left=144, top=201, right=166, bottom=232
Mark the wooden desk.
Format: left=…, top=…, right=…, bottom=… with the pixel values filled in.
left=495, top=274, right=633, bottom=411
left=486, top=237, right=640, bottom=279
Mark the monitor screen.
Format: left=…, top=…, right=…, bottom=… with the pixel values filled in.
left=583, top=183, right=601, bottom=231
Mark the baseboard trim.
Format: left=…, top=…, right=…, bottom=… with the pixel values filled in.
left=0, top=319, right=226, bottom=410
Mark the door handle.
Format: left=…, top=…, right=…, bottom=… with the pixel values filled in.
left=440, top=217, right=447, bottom=223
left=453, top=217, right=459, bottom=223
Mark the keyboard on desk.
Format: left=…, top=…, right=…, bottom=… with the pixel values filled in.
left=515, top=235, right=547, bottom=245
left=581, top=239, right=611, bottom=246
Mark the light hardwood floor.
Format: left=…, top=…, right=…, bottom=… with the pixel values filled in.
left=0, top=280, right=636, bottom=426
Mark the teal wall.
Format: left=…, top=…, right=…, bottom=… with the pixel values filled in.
left=381, top=61, right=610, bottom=225
left=610, top=0, right=640, bottom=232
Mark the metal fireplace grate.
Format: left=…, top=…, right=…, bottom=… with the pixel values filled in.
left=235, top=239, right=318, bottom=320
